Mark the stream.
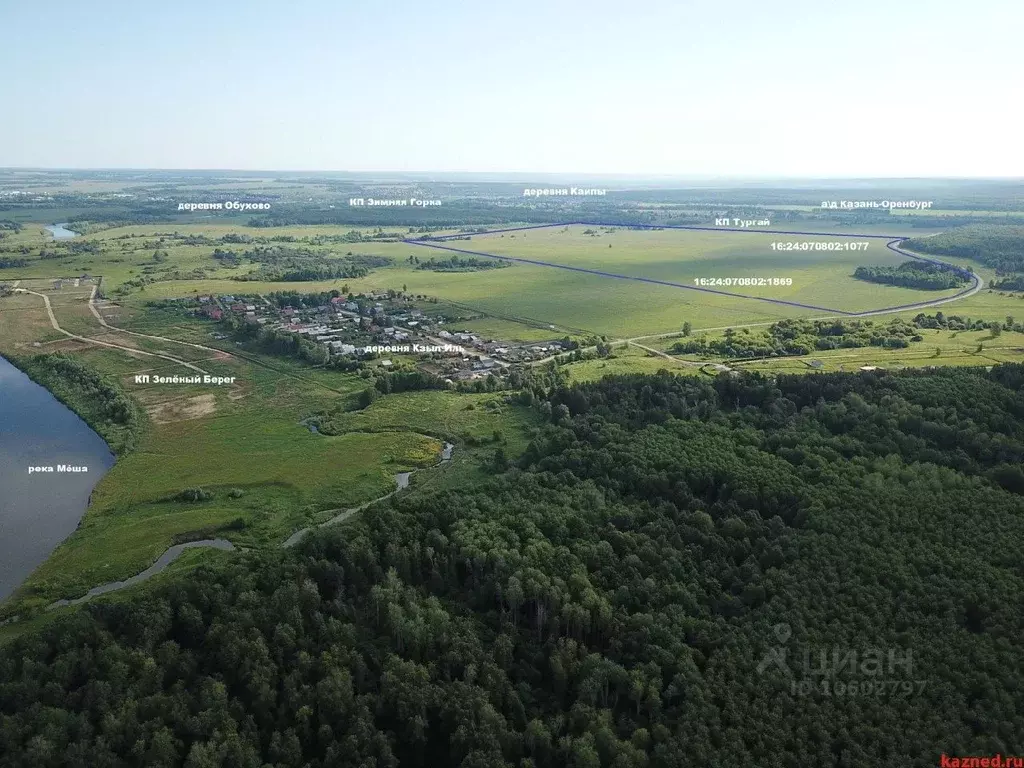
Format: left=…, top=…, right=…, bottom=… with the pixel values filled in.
left=44, top=442, right=455, bottom=609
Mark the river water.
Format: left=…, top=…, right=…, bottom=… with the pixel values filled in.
left=0, top=356, right=115, bottom=602
left=44, top=223, right=77, bottom=239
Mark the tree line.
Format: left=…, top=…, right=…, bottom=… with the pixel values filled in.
left=414, top=255, right=510, bottom=272
left=3, top=365, right=1024, bottom=764
left=902, top=225, right=1024, bottom=274
left=670, top=317, right=922, bottom=358
left=853, top=260, right=969, bottom=290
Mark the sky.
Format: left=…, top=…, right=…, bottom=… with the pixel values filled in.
left=1, top=0, right=1021, bottom=177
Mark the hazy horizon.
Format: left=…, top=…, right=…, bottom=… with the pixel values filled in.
left=4, top=167, right=1019, bottom=185
left=3, top=0, right=1021, bottom=176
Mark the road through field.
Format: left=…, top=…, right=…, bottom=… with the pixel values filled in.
left=15, top=289, right=210, bottom=374
left=87, top=287, right=352, bottom=395
left=410, top=226, right=981, bottom=324
left=513, top=233, right=982, bottom=366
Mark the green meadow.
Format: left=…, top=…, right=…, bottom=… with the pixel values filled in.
left=4, top=216, right=1024, bottom=616
left=561, top=344, right=703, bottom=383
left=733, top=326, right=1024, bottom=374
left=439, top=225, right=965, bottom=315
left=83, top=222, right=977, bottom=339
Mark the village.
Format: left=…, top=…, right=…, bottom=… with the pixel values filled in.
left=184, top=290, right=577, bottom=381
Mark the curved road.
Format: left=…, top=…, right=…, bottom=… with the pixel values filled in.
left=21, top=226, right=984, bottom=609
left=87, top=286, right=232, bottom=358
left=522, top=235, right=982, bottom=364
left=15, top=288, right=210, bottom=374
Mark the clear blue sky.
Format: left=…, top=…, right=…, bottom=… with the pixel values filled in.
left=2, top=0, right=1020, bottom=176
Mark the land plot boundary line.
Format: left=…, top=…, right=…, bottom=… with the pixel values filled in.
left=405, top=221, right=981, bottom=319
left=405, top=238, right=857, bottom=315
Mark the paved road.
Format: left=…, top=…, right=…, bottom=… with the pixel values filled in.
left=845, top=239, right=983, bottom=318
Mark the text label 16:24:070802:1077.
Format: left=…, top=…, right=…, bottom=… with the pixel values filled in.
left=693, top=277, right=793, bottom=287
left=771, top=242, right=870, bottom=251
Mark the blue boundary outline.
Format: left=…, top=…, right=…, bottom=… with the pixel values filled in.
left=402, top=221, right=980, bottom=318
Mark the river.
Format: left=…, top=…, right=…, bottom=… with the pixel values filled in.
left=44, top=223, right=77, bottom=239
left=0, top=356, right=115, bottom=602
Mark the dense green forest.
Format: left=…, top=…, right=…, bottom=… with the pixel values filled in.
left=913, top=311, right=1022, bottom=333
left=267, top=289, right=349, bottom=308
left=223, top=319, right=331, bottom=366
left=902, top=226, right=1024, bottom=274
left=235, top=263, right=374, bottom=283
left=415, top=255, right=510, bottom=272
left=853, top=260, right=969, bottom=290
left=3, top=366, right=1024, bottom=766
left=233, top=251, right=391, bottom=283
left=8, top=353, right=143, bottom=454
left=670, top=317, right=921, bottom=358
left=992, top=276, right=1024, bottom=291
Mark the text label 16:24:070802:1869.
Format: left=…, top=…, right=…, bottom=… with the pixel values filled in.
left=693, top=277, right=793, bottom=287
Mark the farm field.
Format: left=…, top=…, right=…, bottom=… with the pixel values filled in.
left=422, top=224, right=967, bottom=316
left=5, top=220, right=981, bottom=341
left=4, top=210, right=1024, bottom=622
left=135, top=265, right=809, bottom=339
left=0, top=276, right=547, bottom=613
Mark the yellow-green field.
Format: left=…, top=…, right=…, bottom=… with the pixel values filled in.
left=0, top=278, right=541, bottom=612
left=554, top=344, right=700, bottom=383
left=733, top=326, right=1024, bottom=374
left=3, top=221, right=988, bottom=341
left=4, top=217, right=1024, bottom=617
left=429, top=225, right=964, bottom=315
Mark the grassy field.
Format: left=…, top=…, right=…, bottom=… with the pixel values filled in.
left=4, top=216, right=1024, bottom=615
left=321, top=390, right=542, bottom=449
left=434, top=225, right=965, bottom=314
left=2, top=325, right=454, bottom=608
left=4, top=221, right=983, bottom=341
left=733, top=326, right=1024, bottom=374
left=561, top=344, right=703, bottom=383
left=0, top=278, right=547, bottom=613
